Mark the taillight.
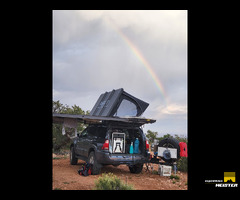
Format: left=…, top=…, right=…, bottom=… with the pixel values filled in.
left=146, top=140, right=149, bottom=151
left=102, top=139, right=109, bottom=150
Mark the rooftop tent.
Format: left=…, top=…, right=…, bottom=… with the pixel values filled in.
left=89, top=88, right=149, bottom=117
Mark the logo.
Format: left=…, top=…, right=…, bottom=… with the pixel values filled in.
left=224, top=172, right=235, bottom=183
left=205, top=172, right=238, bottom=188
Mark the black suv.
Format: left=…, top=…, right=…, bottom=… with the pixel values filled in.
left=70, top=122, right=150, bottom=175
left=53, top=88, right=156, bottom=175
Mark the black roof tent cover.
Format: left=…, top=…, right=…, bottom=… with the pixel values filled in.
left=90, top=88, right=149, bottom=117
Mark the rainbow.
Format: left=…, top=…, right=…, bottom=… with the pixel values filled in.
left=106, top=18, right=167, bottom=103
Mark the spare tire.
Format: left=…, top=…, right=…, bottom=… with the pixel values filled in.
left=158, top=138, right=180, bottom=162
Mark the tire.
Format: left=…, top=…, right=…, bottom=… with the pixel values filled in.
left=70, top=146, right=78, bottom=165
left=129, top=163, right=143, bottom=174
left=87, top=151, right=102, bottom=175
left=158, top=138, right=180, bottom=162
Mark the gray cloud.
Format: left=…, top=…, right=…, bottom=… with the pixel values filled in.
left=53, top=10, right=187, bottom=136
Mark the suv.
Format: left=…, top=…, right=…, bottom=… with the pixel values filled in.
left=53, top=88, right=156, bottom=175
left=70, top=122, right=150, bottom=175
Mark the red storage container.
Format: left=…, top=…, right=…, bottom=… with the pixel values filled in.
left=179, top=142, right=188, bottom=157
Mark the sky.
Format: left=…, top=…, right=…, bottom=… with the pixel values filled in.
left=53, top=10, right=187, bottom=137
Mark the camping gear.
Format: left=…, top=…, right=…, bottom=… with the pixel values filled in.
left=90, top=88, right=149, bottom=117
left=77, top=162, right=93, bottom=176
left=179, top=142, right=188, bottom=157
left=133, top=138, right=139, bottom=153
left=158, top=147, right=177, bottom=160
left=130, top=142, right=133, bottom=154
left=158, top=165, right=172, bottom=176
left=147, top=138, right=188, bottom=175
left=173, top=162, right=177, bottom=175
left=112, top=132, right=125, bottom=153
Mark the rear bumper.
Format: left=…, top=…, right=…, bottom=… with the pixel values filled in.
left=95, top=150, right=149, bottom=165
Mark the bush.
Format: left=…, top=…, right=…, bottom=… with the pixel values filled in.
left=177, top=157, right=187, bottom=172
left=94, top=173, right=134, bottom=190
left=170, top=174, right=180, bottom=180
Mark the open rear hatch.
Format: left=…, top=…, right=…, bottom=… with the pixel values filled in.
left=108, top=127, right=145, bottom=155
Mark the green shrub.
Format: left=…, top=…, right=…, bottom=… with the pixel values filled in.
left=177, top=157, right=187, bottom=172
left=170, top=174, right=180, bottom=180
left=94, top=173, right=134, bottom=190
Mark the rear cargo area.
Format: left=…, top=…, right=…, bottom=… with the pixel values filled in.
left=108, top=128, right=144, bottom=155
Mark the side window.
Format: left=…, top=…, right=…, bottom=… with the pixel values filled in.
left=81, top=126, right=97, bottom=137
left=81, top=128, right=88, bottom=137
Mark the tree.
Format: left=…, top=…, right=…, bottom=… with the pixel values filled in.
left=52, top=100, right=90, bottom=152
left=52, top=100, right=90, bottom=115
left=174, top=134, right=187, bottom=143
left=145, top=130, right=158, bottom=144
left=52, top=100, right=64, bottom=113
left=156, top=133, right=172, bottom=142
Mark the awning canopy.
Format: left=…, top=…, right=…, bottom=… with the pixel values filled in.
left=52, top=113, right=156, bottom=126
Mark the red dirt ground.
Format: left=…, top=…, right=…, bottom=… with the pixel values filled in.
left=52, top=154, right=188, bottom=190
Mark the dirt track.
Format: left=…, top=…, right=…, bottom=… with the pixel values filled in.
left=52, top=154, right=188, bottom=190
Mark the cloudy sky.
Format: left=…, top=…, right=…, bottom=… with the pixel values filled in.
left=53, top=10, right=187, bottom=137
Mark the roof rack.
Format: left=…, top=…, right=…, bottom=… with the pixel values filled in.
left=52, top=113, right=156, bottom=126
